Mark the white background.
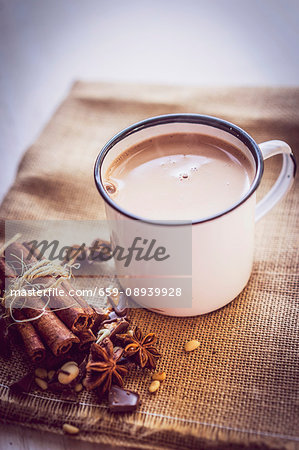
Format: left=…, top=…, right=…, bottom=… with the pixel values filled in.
left=1, top=0, right=299, bottom=202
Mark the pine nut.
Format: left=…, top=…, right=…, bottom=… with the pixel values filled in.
left=35, top=377, right=48, bottom=390
left=96, top=329, right=111, bottom=344
left=184, top=340, right=200, bottom=352
left=34, top=368, right=47, bottom=379
left=62, top=423, right=80, bottom=435
left=152, top=371, right=166, bottom=381
left=74, top=383, right=83, bottom=393
left=60, top=361, right=78, bottom=372
left=149, top=380, right=160, bottom=393
left=58, top=363, right=79, bottom=385
left=47, top=370, right=55, bottom=381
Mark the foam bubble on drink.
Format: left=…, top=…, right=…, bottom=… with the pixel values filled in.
left=179, top=172, right=189, bottom=181
left=105, top=181, right=117, bottom=194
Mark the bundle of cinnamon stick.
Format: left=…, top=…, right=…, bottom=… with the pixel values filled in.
left=0, top=242, right=107, bottom=364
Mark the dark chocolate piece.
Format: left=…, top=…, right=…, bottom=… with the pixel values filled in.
left=102, top=313, right=127, bottom=325
left=40, top=353, right=73, bottom=370
left=104, top=318, right=129, bottom=343
left=10, top=373, right=34, bottom=395
left=108, top=385, right=140, bottom=413
left=106, top=310, right=129, bottom=322
left=106, top=311, right=119, bottom=323
left=88, top=239, right=112, bottom=264
left=40, top=347, right=87, bottom=371
left=69, top=355, right=88, bottom=387
left=48, top=382, right=77, bottom=402
left=114, top=307, right=128, bottom=318
left=118, top=355, right=135, bottom=367
left=91, top=306, right=111, bottom=334
left=108, top=293, right=128, bottom=317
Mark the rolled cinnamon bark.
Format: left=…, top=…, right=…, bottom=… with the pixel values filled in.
left=2, top=245, right=80, bottom=356
left=5, top=242, right=91, bottom=332
left=49, top=286, right=90, bottom=332
left=13, top=309, right=46, bottom=363
left=23, top=301, right=79, bottom=356
left=76, top=329, right=96, bottom=352
left=0, top=256, right=15, bottom=296
left=22, top=241, right=95, bottom=329
left=61, top=280, right=95, bottom=329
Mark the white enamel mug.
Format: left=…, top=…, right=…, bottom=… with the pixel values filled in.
left=94, top=115, right=296, bottom=316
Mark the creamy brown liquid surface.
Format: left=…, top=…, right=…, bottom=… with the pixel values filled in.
left=104, top=133, right=254, bottom=221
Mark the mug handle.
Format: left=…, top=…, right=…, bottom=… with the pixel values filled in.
left=255, top=140, right=296, bottom=222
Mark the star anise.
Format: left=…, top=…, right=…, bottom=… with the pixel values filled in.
left=117, top=326, right=161, bottom=370
left=85, top=339, right=128, bottom=396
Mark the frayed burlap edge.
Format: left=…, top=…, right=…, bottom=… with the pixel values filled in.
left=0, top=385, right=297, bottom=450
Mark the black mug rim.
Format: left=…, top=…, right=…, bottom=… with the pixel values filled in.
left=94, top=114, right=264, bottom=226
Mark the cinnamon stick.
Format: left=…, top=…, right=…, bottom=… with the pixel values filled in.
left=0, top=256, right=15, bottom=296
left=23, top=302, right=79, bottom=356
left=23, top=241, right=95, bottom=328
left=22, top=241, right=96, bottom=325
left=76, top=329, right=96, bottom=352
left=12, top=309, right=46, bottom=363
left=61, top=279, right=95, bottom=328
left=2, top=245, right=80, bottom=356
left=5, top=242, right=92, bottom=332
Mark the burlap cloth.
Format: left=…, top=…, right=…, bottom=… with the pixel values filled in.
left=0, top=83, right=298, bottom=450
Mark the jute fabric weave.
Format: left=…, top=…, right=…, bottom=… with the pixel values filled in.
left=0, top=83, right=298, bottom=449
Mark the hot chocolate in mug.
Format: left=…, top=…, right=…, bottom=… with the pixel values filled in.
left=94, top=114, right=296, bottom=316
